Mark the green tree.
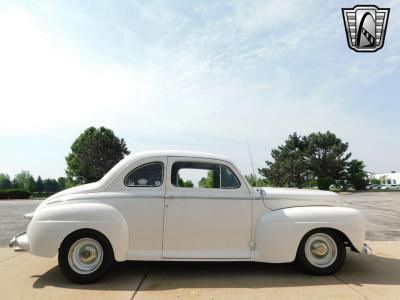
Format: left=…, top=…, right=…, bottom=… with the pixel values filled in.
left=258, top=131, right=353, bottom=190
left=198, top=169, right=221, bottom=188
left=198, top=170, right=214, bottom=188
left=369, top=178, right=380, bottom=185
left=43, top=178, right=59, bottom=193
left=258, top=133, right=310, bottom=188
left=57, top=177, right=69, bottom=190
left=0, top=173, right=12, bottom=189
left=177, top=175, right=194, bottom=187
left=245, top=174, right=266, bottom=187
left=13, top=171, right=35, bottom=192
left=379, top=175, right=388, bottom=185
left=346, top=160, right=367, bottom=190
left=306, top=131, right=351, bottom=190
left=35, top=176, right=44, bottom=193
left=66, top=126, right=130, bottom=183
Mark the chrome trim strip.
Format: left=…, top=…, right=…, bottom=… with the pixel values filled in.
left=63, top=194, right=165, bottom=200
left=171, top=195, right=254, bottom=200
left=61, top=194, right=254, bottom=201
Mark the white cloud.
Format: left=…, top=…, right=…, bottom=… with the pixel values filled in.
left=0, top=1, right=399, bottom=178
left=0, top=7, right=151, bottom=136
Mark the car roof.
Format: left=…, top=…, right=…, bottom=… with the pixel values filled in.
left=124, top=150, right=232, bottom=163
left=99, top=150, right=237, bottom=186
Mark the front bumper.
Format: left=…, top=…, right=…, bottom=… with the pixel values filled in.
left=362, top=242, right=372, bottom=255
left=9, top=232, right=29, bottom=251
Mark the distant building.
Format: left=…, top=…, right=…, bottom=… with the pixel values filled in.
left=368, top=171, right=400, bottom=186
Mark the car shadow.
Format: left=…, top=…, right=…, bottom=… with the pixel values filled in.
left=32, top=251, right=400, bottom=291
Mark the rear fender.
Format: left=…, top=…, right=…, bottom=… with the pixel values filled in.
left=28, top=202, right=129, bottom=261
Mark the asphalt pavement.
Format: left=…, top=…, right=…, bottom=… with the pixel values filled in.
left=0, top=199, right=42, bottom=246
left=0, top=242, right=399, bottom=299
left=341, top=192, right=400, bottom=240
left=1, top=192, right=400, bottom=299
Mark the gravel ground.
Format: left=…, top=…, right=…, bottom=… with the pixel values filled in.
left=0, top=192, right=399, bottom=246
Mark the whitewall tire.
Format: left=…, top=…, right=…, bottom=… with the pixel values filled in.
left=58, top=229, right=114, bottom=283
left=296, top=229, right=346, bottom=275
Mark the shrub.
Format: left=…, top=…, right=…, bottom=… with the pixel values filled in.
left=31, top=192, right=55, bottom=199
left=0, top=189, right=31, bottom=199
left=317, top=177, right=332, bottom=191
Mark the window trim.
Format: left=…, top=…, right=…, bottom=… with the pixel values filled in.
left=171, top=161, right=241, bottom=190
left=220, top=164, right=241, bottom=189
left=171, top=161, right=220, bottom=189
left=124, top=162, right=164, bottom=187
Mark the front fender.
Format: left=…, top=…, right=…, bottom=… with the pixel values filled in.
left=27, top=202, right=129, bottom=261
left=254, top=206, right=366, bottom=263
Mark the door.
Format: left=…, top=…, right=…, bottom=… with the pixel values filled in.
left=110, top=156, right=167, bottom=260
left=162, top=156, right=252, bottom=259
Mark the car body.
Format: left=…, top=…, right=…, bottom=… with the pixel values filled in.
left=380, top=184, right=400, bottom=190
left=372, top=184, right=381, bottom=189
left=367, top=184, right=379, bottom=190
left=10, top=150, right=371, bottom=283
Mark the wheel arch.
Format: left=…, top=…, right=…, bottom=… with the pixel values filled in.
left=295, top=227, right=358, bottom=254
left=28, top=202, right=129, bottom=261
left=254, top=206, right=366, bottom=263
left=59, top=228, right=116, bottom=258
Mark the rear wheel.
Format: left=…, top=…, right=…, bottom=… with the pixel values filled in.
left=296, top=229, right=346, bottom=275
left=58, top=229, right=114, bottom=283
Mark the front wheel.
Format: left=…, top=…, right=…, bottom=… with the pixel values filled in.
left=296, top=229, right=346, bottom=275
left=58, top=229, right=114, bottom=283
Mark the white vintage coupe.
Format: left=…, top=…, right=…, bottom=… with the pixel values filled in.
left=10, top=150, right=371, bottom=283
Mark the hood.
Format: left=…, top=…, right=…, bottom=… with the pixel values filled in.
left=36, top=182, right=102, bottom=210
left=259, top=187, right=341, bottom=210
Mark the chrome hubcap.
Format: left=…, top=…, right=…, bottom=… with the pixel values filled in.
left=305, top=233, right=337, bottom=268
left=68, top=238, right=103, bottom=274
left=310, top=241, right=329, bottom=257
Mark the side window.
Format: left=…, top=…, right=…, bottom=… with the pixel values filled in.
left=171, top=162, right=220, bottom=188
left=221, top=165, right=240, bottom=188
left=124, top=162, right=163, bottom=187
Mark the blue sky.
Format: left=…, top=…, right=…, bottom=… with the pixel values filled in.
left=0, top=0, right=399, bottom=179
